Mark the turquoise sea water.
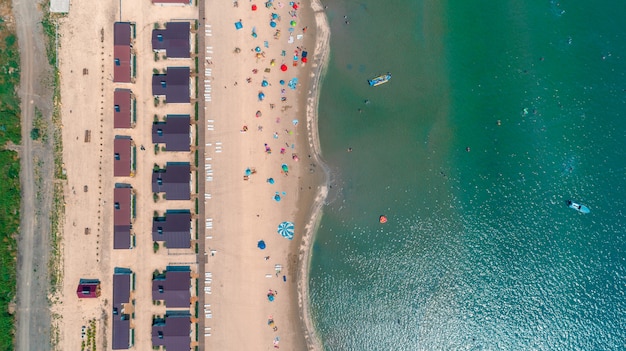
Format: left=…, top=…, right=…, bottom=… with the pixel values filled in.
left=309, top=1, right=626, bottom=350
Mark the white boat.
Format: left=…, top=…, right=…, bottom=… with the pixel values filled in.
left=567, top=200, right=590, bottom=214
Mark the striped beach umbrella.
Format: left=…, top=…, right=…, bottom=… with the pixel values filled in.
left=277, top=221, right=294, bottom=240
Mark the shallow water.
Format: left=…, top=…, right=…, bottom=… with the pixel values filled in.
left=310, top=1, right=626, bottom=350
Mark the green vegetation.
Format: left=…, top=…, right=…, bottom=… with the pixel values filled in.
left=153, top=241, right=160, bottom=253
left=0, top=2, right=21, bottom=349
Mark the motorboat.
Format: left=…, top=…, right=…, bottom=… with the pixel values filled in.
left=368, top=72, right=392, bottom=86
left=567, top=200, right=590, bottom=214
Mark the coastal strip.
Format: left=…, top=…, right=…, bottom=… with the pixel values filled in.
left=298, top=0, right=332, bottom=349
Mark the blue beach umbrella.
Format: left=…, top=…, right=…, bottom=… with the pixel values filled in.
left=267, top=178, right=275, bottom=184
left=279, top=80, right=285, bottom=85
left=258, top=92, right=265, bottom=101
left=245, top=168, right=252, bottom=176
left=270, top=21, right=277, bottom=28
left=257, top=240, right=266, bottom=249
left=274, top=193, right=281, bottom=202
left=272, top=13, right=279, bottom=19
left=277, top=221, right=294, bottom=240
left=255, top=46, right=262, bottom=52
left=262, top=80, right=269, bottom=87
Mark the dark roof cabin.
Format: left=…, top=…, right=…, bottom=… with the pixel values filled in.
left=152, top=22, right=191, bottom=58
left=114, top=89, right=132, bottom=129
left=76, top=279, right=101, bottom=298
left=152, top=210, right=191, bottom=248
left=152, top=67, right=190, bottom=103
left=113, top=186, right=132, bottom=249
left=152, top=163, right=190, bottom=200
left=112, top=268, right=133, bottom=350
left=114, top=137, right=132, bottom=177
left=152, top=115, right=191, bottom=152
left=113, top=23, right=132, bottom=83
left=152, top=266, right=191, bottom=307
left=152, top=312, right=191, bottom=351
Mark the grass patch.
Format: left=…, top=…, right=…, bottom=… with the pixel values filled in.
left=0, top=150, right=20, bottom=351
left=0, top=2, right=21, bottom=349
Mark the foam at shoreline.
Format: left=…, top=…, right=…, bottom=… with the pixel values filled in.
left=297, top=0, right=332, bottom=349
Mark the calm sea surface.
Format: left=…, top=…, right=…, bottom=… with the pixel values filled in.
left=309, top=1, right=626, bottom=350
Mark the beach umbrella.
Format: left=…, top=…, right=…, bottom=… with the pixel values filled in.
left=277, top=221, right=295, bottom=240
left=301, top=57, right=308, bottom=63
left=255, top=46, right=262, bottom=52
left=245, top=168, right=252, bottom=176
left=272, top=13, right=279, bottom=19
left=262, top=80, right=268, bottom=87
left=281, top=163, right=288, bottom=172
left=258, top=92, right=265, bottom=101
left=270, top=21, right=277, bottom=28
left=235, top=21, right=243, bottom=30
left=256, top=110, right=262, bottom=117
left=257, top=240, right=266, bottom=249
left=280, top=64, right=287, bottom=71
left=268, top=294, right=275, bottom=302
left=292, top=3, right=298, bottom=9
left=290, top=20, right=296, bottom=27
left=274, top=193, right=281, bottom=202
left=279, top=80, right=285, bottom=85
left=252, top=4, right=257, bottom=10
left=267, top=178, right=275, bottom=184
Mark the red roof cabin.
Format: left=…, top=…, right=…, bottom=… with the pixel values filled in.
left=114, top=89, right=132, bottom=129
left=114, top=23, right=132, bottom=83
left=77, top=279, right=101, bottom=298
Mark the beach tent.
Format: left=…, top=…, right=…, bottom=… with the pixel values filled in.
left=277, top=221, right=294, bottom=240
left=257, top=240, right=266, bottom=249
left=235, top=21, right=243, bottom=30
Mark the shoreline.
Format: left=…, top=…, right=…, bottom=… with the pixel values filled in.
left=297, top=0, right=332, bottom=350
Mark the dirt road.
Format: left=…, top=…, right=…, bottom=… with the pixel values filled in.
left=13, top=0, right=55, bottom=349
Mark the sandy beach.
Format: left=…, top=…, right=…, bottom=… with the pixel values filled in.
left=52, top=0, right=330, bottom=349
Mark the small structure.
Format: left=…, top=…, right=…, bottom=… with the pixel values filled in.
left=112, top=268, right=134, bottom=350
left=152, top=22, right=191, bottom=58
left=76, top=279, right=101, bottom=298
left=152, top=210, right=192, bottom=248
left=152, top=0, right=191, bottom=4
left=152, top=115, right=191, bottom=151
left=50, top=0, right=69, bottom=13
left=114, top=89, right=133, bottom=129
left=114, top=136, right=133, bottom=177
left=152, top=163, right=191, bottom=200
left=152, top=67, right=190, bottom=103
left=152, top=311, right=191, bottom=350
left=113, top=185, right=134, bottom=249
left=113, top=23, right=133, bottom=83
left=152, top=266, right=191, bottom=307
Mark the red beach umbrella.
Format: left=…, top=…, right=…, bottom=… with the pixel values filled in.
left=293, top=3, right=298, bottom=9
left=252, top=4, right=257, bottom=10
left=280, top=64, right=288, bottom=72
left=301, top=57, right=308, bottom=63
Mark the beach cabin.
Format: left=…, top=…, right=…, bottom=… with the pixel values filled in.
left=152, top=115, right=191, bottom=152
left=152, top=163, right=191, bottom=200
left=152, top=22, right=191, bottom=58
left=152, top=210, right=192, bottom=249
left=152, top=266, right=192, bottom=307
left=152, top=67, right=190, bottom=103
left=112, top=268, right=134, bottom=350
left=151, top=312, right=192, bottom=350
left=113, top=136, right=133, bottom=177
left=113, top=185, right=134, bottom=249
left=113, top=23, right=133, bottom=83
left=113, top=89, right=133, bottom=129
